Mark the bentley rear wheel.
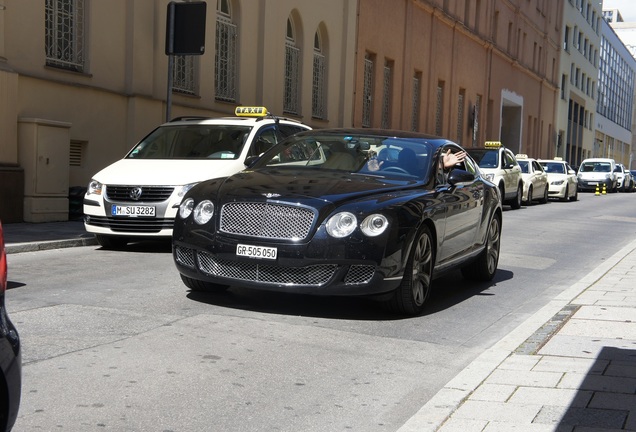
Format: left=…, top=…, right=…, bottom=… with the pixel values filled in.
left=461, top=214, right=501, bottom=281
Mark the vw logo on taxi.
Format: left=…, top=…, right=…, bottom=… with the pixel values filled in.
left=129, top=187, right=143, bottom=201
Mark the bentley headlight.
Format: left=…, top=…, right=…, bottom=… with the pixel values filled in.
left=360, top=214, right=389, bottom=237
left=326, top=212, right=357, bottom=238
left=193, top=200, right=214, bottom=225
left=179, top=198, right=195, bottom=219
left=87, top=180, right=103, bottom=196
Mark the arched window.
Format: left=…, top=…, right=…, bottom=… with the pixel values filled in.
left=312, top=28, right=326, bottom=119
left=216, top=0, right=238, bottom=101
left=284, top=17, right=300, bottom=115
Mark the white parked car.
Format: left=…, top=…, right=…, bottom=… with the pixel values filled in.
left=515, top=154, right=548, bottom=205
left=577, top=158, right=617, bottom=193
left=467, top=142, right=523, bottom=209
left=537, top=158, right=578, bottom=201
left=84, top=107, right=311, bottom=249
left=614, top=163, right=633, bottom=192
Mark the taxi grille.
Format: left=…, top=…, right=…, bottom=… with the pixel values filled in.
left=86, top=215, right=173, bottom=233
left=219, top=202, right=315, bottom=240
left=196, top=250, right=336, bottom=286
left=106, top=186, right=174, bottom=203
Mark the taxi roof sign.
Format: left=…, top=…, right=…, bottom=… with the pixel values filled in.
left=515, top=154, right=528, bottom=159
left=235, top=106, right=268, bottom=117
left=484, top=141, right=502, bottom=148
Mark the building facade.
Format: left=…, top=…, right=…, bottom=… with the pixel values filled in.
left=595, top=16, right=635, bottom=168
left=353, top=0, right=562, bottom=158
left=555, top=0, right=602, bottom=166
left=605, top=10, right=636, bottom=170
left=0, top=0, right=357, bottom=222
left=7, top=0, right=634, bottom=224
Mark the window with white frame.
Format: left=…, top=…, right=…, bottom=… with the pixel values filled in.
left=45, top=0, right=85, bottom=72
left=284, top=17, right=300, bottom=115
left=216, top=0, right=238, bottom=102
left=312, top=30, right=326, bottom=119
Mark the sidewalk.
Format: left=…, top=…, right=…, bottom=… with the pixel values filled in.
left=4, top=221, right=636, bottom=431
left=3, top=220, right=97, bottom=254
left=400, top=238, right=636, bottom=432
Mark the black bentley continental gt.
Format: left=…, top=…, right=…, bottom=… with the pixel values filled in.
left=172, top=129, right=502, bottom=316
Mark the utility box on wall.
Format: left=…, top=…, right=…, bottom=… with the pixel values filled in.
left=18, top=118, right=71, bottom=222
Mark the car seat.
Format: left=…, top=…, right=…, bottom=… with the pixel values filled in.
left=397, top=148, right=418, bottom=175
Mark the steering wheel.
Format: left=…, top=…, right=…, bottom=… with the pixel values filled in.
left=382, top=166, right=409, bottom=174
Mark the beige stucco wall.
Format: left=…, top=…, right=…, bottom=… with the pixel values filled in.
left=0, top=0, right=357, bottom=221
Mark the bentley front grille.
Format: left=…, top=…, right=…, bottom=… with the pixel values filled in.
left=86, top=215, right=174, bottom=233
left=219, top=202, right=315, bottom=240
left=197, top=251, right=336, bottom=286
left=106, top=186, right=174, bottom=202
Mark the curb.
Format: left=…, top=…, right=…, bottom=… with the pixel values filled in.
left=5, top=237, right=99, bottom=254
left=397, top=237, right=636, bottom=432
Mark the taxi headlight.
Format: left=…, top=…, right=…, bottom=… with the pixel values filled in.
left=87, top=180, right=103, bottom=196
left=179, top=198, right=195, bottom=219
left=360, top=214, right=389, bottom=237
left=177, top=182, right=198, bottom=198
left=551, top=179, right=564, bottom=185
left=484, top=173, right=495, bottom=182
left=193, top=200, right=214, bottom=225
left=326, top=212, right=357, bottom=238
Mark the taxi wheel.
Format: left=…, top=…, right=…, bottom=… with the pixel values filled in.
left=539, top=185, right=549, bottom=204
left=180, top=274, right=229, bottom=293
left=509, top=184, right=522, bottom=209
left=560, top=185, right=569, bottom=202
left=525, top=186, right=533, bottom=205
left=385, top=225, right=433, bottom=316
left=96, top=234, right=128, bottom=250
left=462, top=213, right=501, bottom=281
left=569, top=187, right=578, bottom=201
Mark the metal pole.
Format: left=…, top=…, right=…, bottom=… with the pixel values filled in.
left=166, top=54, right=173, bottom=122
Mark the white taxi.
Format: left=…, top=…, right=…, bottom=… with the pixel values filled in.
left=467, top=141, right=523, bottom=209
left=537, top=158, right=578, bottom=201
left=515, top=154, right=548, bottom=205
left=84, top=107, right=311, bottom=249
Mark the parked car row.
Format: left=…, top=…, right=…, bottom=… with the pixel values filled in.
left=82, top=108, right=633, bottom=317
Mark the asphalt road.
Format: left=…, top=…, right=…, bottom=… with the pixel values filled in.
left=6, top=191, right=636, bottom=431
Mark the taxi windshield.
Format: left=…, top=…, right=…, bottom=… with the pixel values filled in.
left=540, top=162, right=565, bottom=174
left=517, top=160, right=529, bottom=173
left=251, top=133, right=434, bottom=180
left=468, top=149, right=499, bottom=168
left=126, top=125, right=252, bottom=160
